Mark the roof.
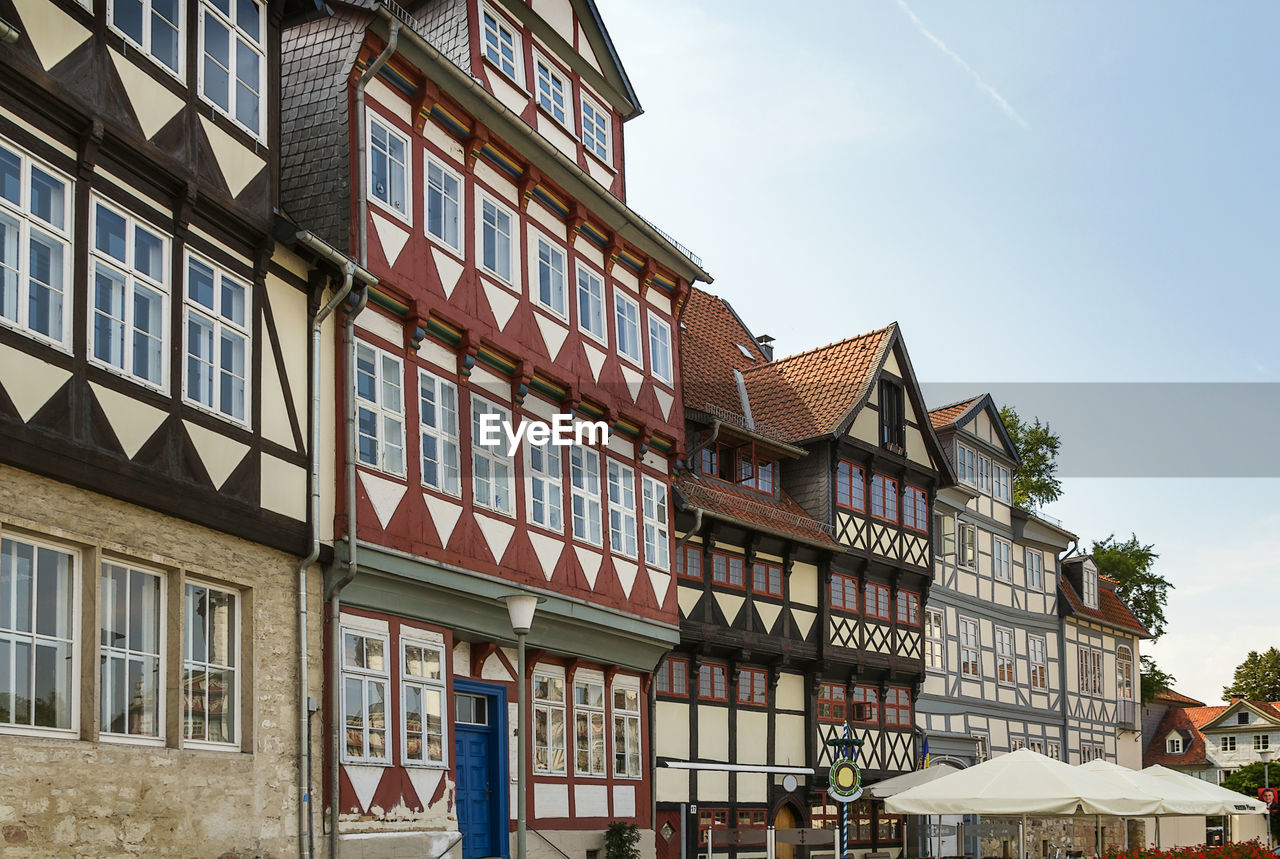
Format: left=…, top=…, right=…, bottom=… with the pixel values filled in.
left=1155, top=689, right=1207, bottom=708
left=1059, top=574, right=1151, bottom=638
left=1200, top=698, right=1280, bottom=730
left=1144, top=699, right=1280, bottom=767
left=929, top=396, right=983, bottom=429
left=679, top=287, right=768, bottom=424
left=675, top=475, right=838, bottom=549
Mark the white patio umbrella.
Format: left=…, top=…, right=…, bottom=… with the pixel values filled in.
left=867, top=762, right=964, bottom=798
left=1140, top=765, right=1267, bottom=816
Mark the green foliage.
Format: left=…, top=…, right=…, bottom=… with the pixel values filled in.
left=1221, top=762, right=1280, bottom=841
left=1090, top=533, right=1172, bottom=640
left=997, top=405, right=1062, bottom=510
left=1222, top=647, right=1280, bottom=702
left=605, top=821, right=642, bottom=859
left=1140, top=654, right=1176, bottom=705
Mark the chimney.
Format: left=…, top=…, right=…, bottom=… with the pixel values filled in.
left=756, top=335, right=775, bottom=361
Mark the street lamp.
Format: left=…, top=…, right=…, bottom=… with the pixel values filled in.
left=1260, top=749, right=1272, bottom=849
left=501, top=594, right=543, bottom=859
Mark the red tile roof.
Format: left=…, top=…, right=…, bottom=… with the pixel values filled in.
left=929, top=396, right=983, bottom=429
left=1144, top=700, right=1280, bottom=767
left=1060, top=576, right=1151, bottom=638
left=679, top=287, right=767, bottom=420
left=676, top=474, right=838, bottom=548
left=1155, top=689, right=1207, bottom=708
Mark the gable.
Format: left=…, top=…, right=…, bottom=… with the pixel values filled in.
left=1201, top=699, right=1280, bottom=731
left=952, top=395, right=1020, bottom=465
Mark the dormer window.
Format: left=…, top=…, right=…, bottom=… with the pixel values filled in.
left=879, top=379, right=905, bottom=451
left=1166, top=735, right=1183, bottom=754
left=1083, top=566, right=1099, bottom=609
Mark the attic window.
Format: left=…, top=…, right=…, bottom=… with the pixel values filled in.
left=879, top=379, right=905, bottom=452
left=736, top=344, right=754, bottom=359
left=1238, top=712, right=1249, bottom=726
left=1166, top=736, right=1183, bottom=754
left=1083, top=566, right=1099, bottom=609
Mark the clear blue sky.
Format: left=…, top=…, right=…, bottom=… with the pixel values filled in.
left=598, top=0, right=1280, bottom=704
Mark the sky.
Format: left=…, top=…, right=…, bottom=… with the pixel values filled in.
left=595, top=0, right=1280, bottom=705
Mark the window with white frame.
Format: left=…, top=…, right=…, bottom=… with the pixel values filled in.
left=612, top=680, right=641, bottom=778
left=534, top=236, right=566, bottom=318
left=1222, top=735, right=1236, bottom=752
left=355, top=342, right=406, bottom=476
left=976, top=454, right=992, bottom=494
left=958, top=522, right=976, bottom=568
left=1029, top=635, right=1048, bottom=690
left=648, top=315, right=672, bottom=385
left=527, top=435, right=563, bottom=532
left=642, top=475, right=669, bottom=570
left=1255, top=734, right=1271, bottom=751
left=401, top=638, right=445, bottom=766
left=425, top=156, right=462, bottom=254
left=956, top=444, right=976, bottom=485
left=0, top=140, right=72, bottom=347
left=1078, top=646, right=1103, bottom=696
left=607, top=460, right=637, bottom=558
left=534, top=55, right=570, bottom=127
left=1166, top=735, right=1183, bottom=754
left=993, top=463, right=1011, bottom=502
left=569, top=445, right=603, bottom=545
left=995, top=626, right=1015, bottom=684
left=199, top=0, right=266, bottom=136
left=1083, top=565, right=1099, bottom=608
left=472, top=396, right=514, bottom=515
left=100, top=561, right=164, bottom=739
left=993, top=538, right=1012, bottom=581
left=573, top=676, right=606, bottom=776
left=576, top=265, right=606, bottom=343
left=580, top=93, right=611, bottom=162
left=959, top=617, right=980, bottom=678
left=479, top=195, right=514, bottom=284
left=367, top=116, right=409, bottom=221
left=480, top=5, right=520, bottom=82
left=1028, top=739, right=1044, bottom=755
left=925, top=608, right=944, bottom=671
left=90, top=199, right=169, bottom=388
left=533, top=671, right=566, bottom=774
left=1047, top=742, right=1061, bottom=760
left=972, top=732, right=989, bottom=762
left=1026, top=548, right=1044, bottom=591
left=1116, top=645, right=1134, bottom=703
left=0, top=535, right=76, bottom=731
left=183, top=582, right=238, bottom=746
left=110, top=0, right=182, bottom=76
left=418, top=369, right=460, bottom=496
left=1082, top=743, right=1105, bottom=763
left=184, top=252, right=249, bottom=423
left=614, top=291, right=642, bottom=366
left=340, top=627, right=388, bottom=762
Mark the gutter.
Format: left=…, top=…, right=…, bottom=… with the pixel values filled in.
left=369, top=6, right=712, bottom=286
left=0, top=18, right=21, bottom=44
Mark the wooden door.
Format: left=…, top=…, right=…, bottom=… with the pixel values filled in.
left=775, top=804, right=799, bottom=859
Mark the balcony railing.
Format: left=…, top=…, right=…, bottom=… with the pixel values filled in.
left=1115, top=699, right=1138, bottom=729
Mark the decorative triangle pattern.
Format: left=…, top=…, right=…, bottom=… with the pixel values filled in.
left=405, top=769, right=444, bottom=810
left=755, top=600, right=782, bottom=634
left=527, top=532, right=562, bottom=581
left=89, top=381, right=166, bottom=458
left=0, top=343, right=71, bottom=422
left=197, top=115, right=266, bottom=198
left=575, top=546, right=602, bottom=589
left=654, top=388, right=674, bottom=421
left=677, top=585, right=701, bottom=618
left=423, top=493, right=463, bottom=545
left=344, top=765, right=383, bottom=814
left=715, top=592, right=744, bottom=626
left=647, top=569, right=670, bottom=606
left=182, top=420, right=248, bottom=490
left=431, top=248, right=464, bottom=297
left=371, top=213, right=410, bottom=267
left=358, top=470, right=407, bottom=530
left=534, top=314, right=568, bottom=361
left=614, top=559, right=638, bottom=598
left=481, top=280, right=519, bottom=331
left=619, top=365, right=643, bottom=402
left=791, top=607, right=817, bottom=640
left=582, top=343, right=605, bottom=383
left=107, top=51, right=184, bottom=140
left=475, top=513, right=515, bottom=563
left=11, top=0, right=90, bottom=69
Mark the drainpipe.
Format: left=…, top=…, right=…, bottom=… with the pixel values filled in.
left=0, top=18, right=21, bottom=43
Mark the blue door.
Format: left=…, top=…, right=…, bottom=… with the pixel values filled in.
left=454, top=681, right=508, bottom=858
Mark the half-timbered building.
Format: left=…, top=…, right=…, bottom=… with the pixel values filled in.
left=654, top=289, right=952, bottom=857
left=279, top=1, right=710, bottom=855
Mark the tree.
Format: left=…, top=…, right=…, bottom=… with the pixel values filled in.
left=1222, top=647, right=1280, bottom=702
left=1140, top=655, right=1175, bottom=705
left=1090, top=533, right=1173, bottom=639
left=1221, top=762, right=1280, bottom=841
left=998, top=405, right=1062, bottom=510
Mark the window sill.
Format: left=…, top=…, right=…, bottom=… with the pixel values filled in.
left=425, top=231, right=464, bottom=263
left=183, top=394, right=252, bottom=433
left=479, top=270, right=520, bottom=294
left=481, top=56, right=527, bottom=94
left=584, top=147, right=616, bottom=175
left=534, top=102, right=575, bottom=136
left=367, top=194, right=413, bottom=229
left=89, top=356, right=168, bottom=397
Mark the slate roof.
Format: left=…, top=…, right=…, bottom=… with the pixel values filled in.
left=676, top=476, right=837, bottom=549
left=1059, top=575, right=1151, bottom=638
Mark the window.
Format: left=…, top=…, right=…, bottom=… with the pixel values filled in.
left=925, top=608, right=944, bottom=671
left=865, top=582, right=890, bottom=621
left=533, top=672, right=566, bottom=774
left=1083, top=565, right=1099, bottom=608
left=993, top=538, right=1012, bottom=581
left=698, top=663, right=727, bottom=702
left=91, top=199, right=169, bottom=388
left=534, top=55, right=570, bottom=126
left=1026, top=549, right=1044, bottom=591
left=976, top=454, right=992, bottom=494
left=569, top=445, right=602, bottom=545
left=736, top=668, right=767, bottom=707
left=455, top=692, right=487, bottom=725
left=884, top=687, right=912, bottom=727
left=199, top=0, right=266, bottom=135
left=641, top=476, right=669, bottom=570
left=958, top=523, right=976, bottom=568
left=879, top=379, right=905, bottom=450
left=959, top=617, right=980, bottom=678
left=1027, top=739, right=1044, bottom=755
left=1222, top=736, right=1236, bottom=751
left=534, top=237, right=567, bottom=318
left=573, top=677, right=606, bottom=776
left=851, top=685, right=878, bottom=724
left=341, top=628, right=389, bottom=761
left=1046, top=742, right=1061, bottom=760
left=472, top=396, right=514, bottom=515
left=1029, top=635, right=1047, bottom=690
left=752, top=561, right=783, bottom=598
left=1116, top=646, right=1134, bottom=702
left=425, top=156, right=462, bottom=254
left=481, top=5, right=519, bottom=81
left=902, top=486, right=928, bottom=532
left=655, top=657, right=688, bottom=697
left=419, top=370, right=460, bottom=496
left=973, top=733, right=989, bottom=762
left=185, top=582, right=238, bottom=747
left=0, top=140, right=72, bottom=348
left=607, top=460, right=637, bottom=558
left=817, top=683, right=846, bottom=723
left=581, top=93, right=611, bottom=162
left=100, top=562, right=164, bottom=739
left=737, top=810, right=768, bottom=827
left=527, top=435, right=563, bottom=532
left=0, top=536, right=75, bottom=731
left=401, top=639, right=445, bottom=766
left=934, top=511, right=955, bottom=557
left=184, top=252, right=249, bottom=423
left=1166, top=735, right=1183, bottom=754
left=648, top=315, right=673, bottom=384
left=1078, top=646, right=1103, bottom=696
left=830, top=573, right=858, bottom=612
left=109, top=0, right=182, bottom=75
left=674, top=545, right=702, bottom=581
left=614, top=291, right=642, bottom=365
left=995, top=627, right=1015, bottom=685
left=732, top=444, right=775, bottom=494
left=956, top=445, right=976, bottom=485
left=366, top=116, right=409, bottom=220
left=1254, top=734, right=1271, bottom=751
left=1082, top=743, right=1106, bottom=763
left=1238, top=712, right=1250, bottom=726
left=836, top=460, right=865, bottom=510
left=480, top=195, right=514, bottom=284
left=711, top=552, right=745, bottom=589
left=870, top=475, right=898, bottom=522
left=697, top=809, right=729, bottom=839
left=355, top=342, right=406, bottom=476
left=895, top=591, right=920, bottom=626
left=993, top=464, right=1011, bottom=502
left=576, top=266, right=606, bottom=343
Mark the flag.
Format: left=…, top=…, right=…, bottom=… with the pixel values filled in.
left=919, top=735, right=930, bottom=770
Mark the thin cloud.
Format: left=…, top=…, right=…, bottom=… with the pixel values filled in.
left=893, top=0, right=1029, bottom=129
